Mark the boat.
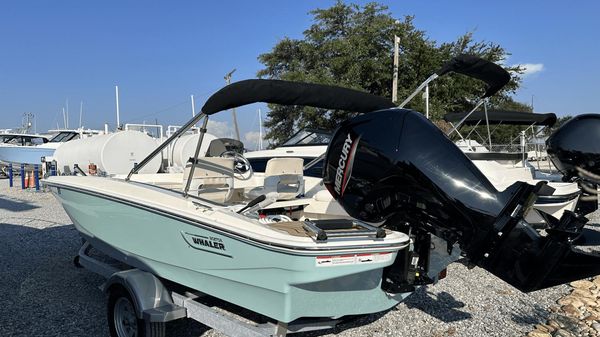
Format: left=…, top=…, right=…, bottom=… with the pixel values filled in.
left=0, top=128, right=103, bottom=165
left=45, top=77, right=600, bottom=336
left=396, top=54, right=596, bottom=225
left=245, top=128, right=329, bottom=177
left=0, top=132, right=50, bottom=176
left=443, top=110, right=588, bottom=224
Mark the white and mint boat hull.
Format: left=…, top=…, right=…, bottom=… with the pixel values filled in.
left=46, top=176, right=411, bottom=323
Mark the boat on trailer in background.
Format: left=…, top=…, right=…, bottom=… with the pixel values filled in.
left=45, top=75, right=600, bottom=337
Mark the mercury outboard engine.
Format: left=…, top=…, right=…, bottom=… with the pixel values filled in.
left=547, top=114, right=600, bottom=179
left=547, top=114, right=600, bottom=215
left=324, top=108, right=600, bottom=292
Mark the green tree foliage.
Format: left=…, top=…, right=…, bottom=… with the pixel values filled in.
left=258, top=1, right=528, bottom=145
left=544, top=115, right=573, bottom=136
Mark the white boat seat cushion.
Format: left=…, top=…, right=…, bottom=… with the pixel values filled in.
left=246, top=157, right=304, bottom=200
left=184, top=157, right=234, bottom=203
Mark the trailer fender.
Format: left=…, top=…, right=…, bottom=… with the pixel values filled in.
left=102, top=269, right=186, bottom=322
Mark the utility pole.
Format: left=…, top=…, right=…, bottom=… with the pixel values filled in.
left=392, top=35, right=400, bottom=102
left=224, top=69, right=241, bottom=141
left=424, top=85, right=429, bottom=119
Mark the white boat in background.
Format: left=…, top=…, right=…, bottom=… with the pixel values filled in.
left=443, top=111, right=584, bottom=224
left=245, top=128, right=329, bottom=177
left=0, top=129, right=103, bottom=165
left=393, top=53, right=594, bottom=225
left=0, top=132, right=49, bottom=145
left=0, top=132, right=50, bottom=175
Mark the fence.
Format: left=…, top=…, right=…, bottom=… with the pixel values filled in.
left=1, top=162, right=53, bottom=191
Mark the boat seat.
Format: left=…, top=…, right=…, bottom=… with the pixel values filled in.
left=184, top=157, right=234, bottom=203
left=246, top=158, right=304, bottom=200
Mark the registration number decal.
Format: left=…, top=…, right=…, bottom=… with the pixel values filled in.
left=316, top=252, right=392, bottom=267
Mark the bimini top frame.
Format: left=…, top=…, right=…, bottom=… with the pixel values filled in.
left=398, top=54, right=511, bottom=137
left=126, top=79, right=395, bottom=196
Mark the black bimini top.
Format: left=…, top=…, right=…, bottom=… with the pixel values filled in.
left=201, top=79, right=396, bottom=115
left=443, top=111, right=557, bottom=127
left=436, top=54, right=511, bottom=98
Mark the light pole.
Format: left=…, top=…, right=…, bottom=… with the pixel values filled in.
left=225, top=69, right=241, bottom=141
left=392, top=35, right=400, bottom=102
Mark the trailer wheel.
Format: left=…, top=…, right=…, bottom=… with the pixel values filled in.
left=107, top=286, right=165, bottom=337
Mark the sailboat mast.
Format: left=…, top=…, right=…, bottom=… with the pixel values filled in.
left=79, top=101, right=83, bottom=128
left=190, top=94, right=196, bottom=117
left=258, top=108, right=263, bottom=150
left=115, top=85, right=120, bottom=129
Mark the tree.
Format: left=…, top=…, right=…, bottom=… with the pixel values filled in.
left=544, top=115, right=573, bottom=136
left=258, top=1, right=527, bottom=145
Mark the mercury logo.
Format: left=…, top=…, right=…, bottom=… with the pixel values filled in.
left=334, top=133, right=359, bottom=196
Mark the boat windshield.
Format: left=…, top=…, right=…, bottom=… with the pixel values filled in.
left=281, top=129, right=332, bottom=147
left=0, top=135, right=17, bottom=143
left=1, top=135, right=47, bottom=145
left=49, top=132, right=80, bottom=143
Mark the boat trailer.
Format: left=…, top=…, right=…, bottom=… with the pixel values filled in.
left=75, top=241, right=342, bottom=337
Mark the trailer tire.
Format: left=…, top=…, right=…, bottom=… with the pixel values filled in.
left=107, top=286, right=166, bottom=337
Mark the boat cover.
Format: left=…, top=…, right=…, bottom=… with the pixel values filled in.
left=443, top=111, right=557, bottom=126
left=201, top=79, right=396, bottom=115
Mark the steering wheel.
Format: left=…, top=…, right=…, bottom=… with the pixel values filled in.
left=220, top=151, right=253, bottom=180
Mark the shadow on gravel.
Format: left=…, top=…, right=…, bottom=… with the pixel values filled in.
left=510, top=300, right=552, bottom=326
left=0, top=195, right=39, bottom=212
left=404, top=286, right=472, bottom=322
left=511, top=300, right=552, bottom=326
left=0, top=223, right=107, bottom=337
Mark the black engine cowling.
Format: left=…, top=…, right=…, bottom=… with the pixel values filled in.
left=547, top=114, right=600, bottom=180
left=323, top=108, right=600, bottom=292
left=323, top=108, right=534, bottom=256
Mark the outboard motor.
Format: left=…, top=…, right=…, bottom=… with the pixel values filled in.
left=547, top=114, right=600, bottom=180
left=547, top=114, right=600, bottom=215
left=323, top=108, right=600, bottom=292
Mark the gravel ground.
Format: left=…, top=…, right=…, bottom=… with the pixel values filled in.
left=1, top=179, right=597, bottom=337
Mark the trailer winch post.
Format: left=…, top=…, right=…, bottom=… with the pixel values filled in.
left=34, top=164, right=40, bottom=191
left=8, top=163, right=13, bottom=187
left=20, top=164, right=25, bottom=189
